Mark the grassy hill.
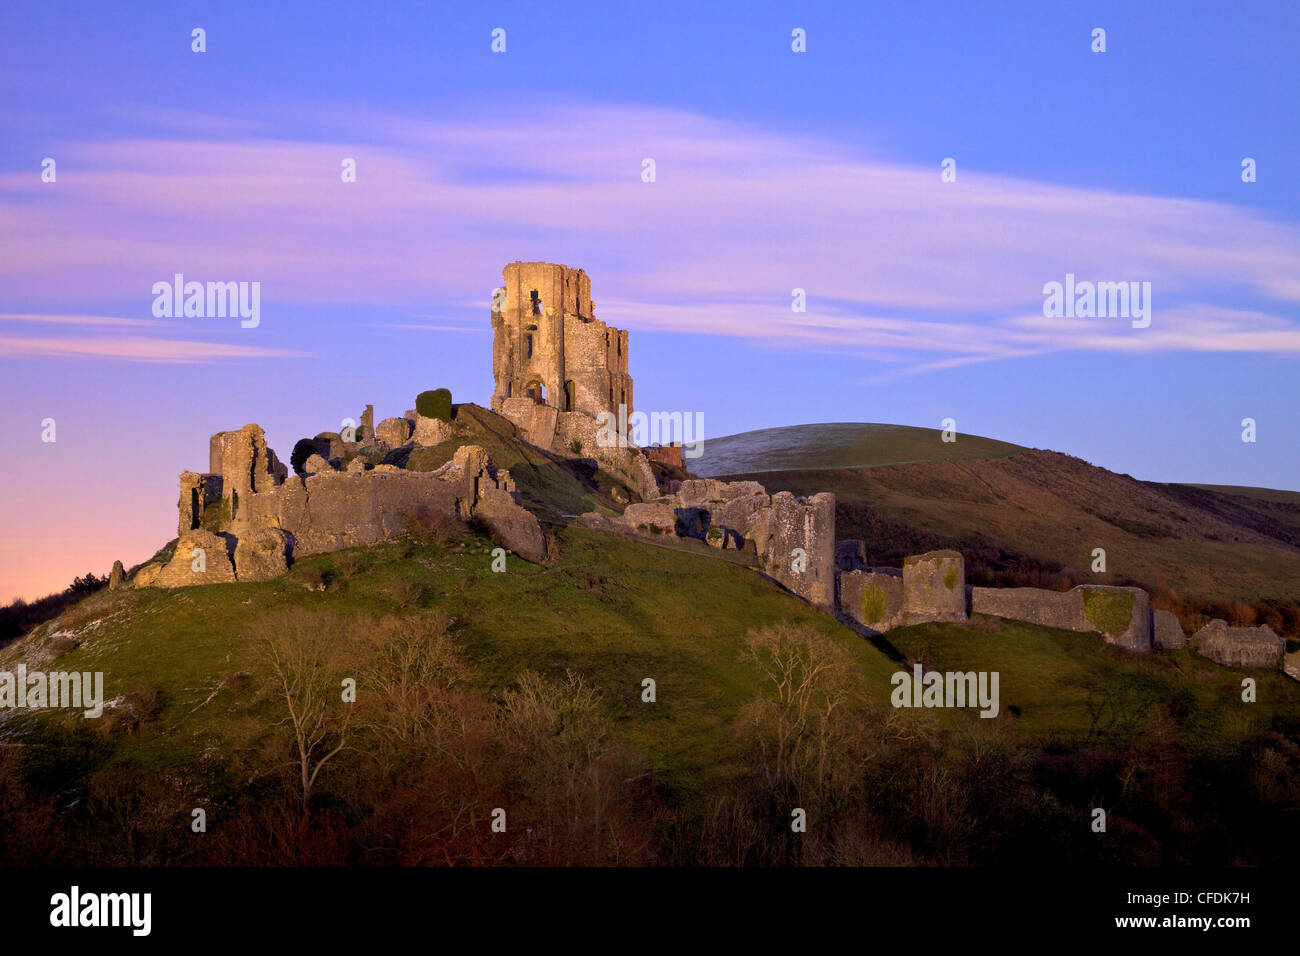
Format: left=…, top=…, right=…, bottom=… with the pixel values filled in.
left=3, top=517, right=1298, bottom=866
left=1, top=526, right=896, bottom=785
left=692, top=422, right=1029, bottom=477
left=2, top=408, right=1298, bottom=867
left=726, top=451, right=1300, bottom=621
left=887, top=616, right=1297, bottom=746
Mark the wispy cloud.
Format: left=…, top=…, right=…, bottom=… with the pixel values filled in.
left=0, top=335, right=311, bottom=362
left=0, top=312, right=165, bottom=327
left=387, top=325, right=488, bottom=333
left=3, top=102, right=1298, bottom=373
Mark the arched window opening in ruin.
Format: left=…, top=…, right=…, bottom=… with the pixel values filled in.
left=530, top=290, right=541, bottom=315
left=565, top=379, right=575, bottom=412
left=525, top=334, right=533, bottom=359
left=526, top=381, right=545, bottom=404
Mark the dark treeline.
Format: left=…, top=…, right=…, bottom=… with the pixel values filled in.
left=0, top=573, right=108, bottom=647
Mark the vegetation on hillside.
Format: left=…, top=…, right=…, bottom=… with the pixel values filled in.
left=738, top=453, right=1300, bottom=639
left=0, top=572, right=108, bottom=646
left=1, top=522, right=1296, bottom=866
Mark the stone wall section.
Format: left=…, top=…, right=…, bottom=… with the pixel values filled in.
left=592, top=478, right=836, bottom=608
left=1191, top=620, right=1284, bottom=669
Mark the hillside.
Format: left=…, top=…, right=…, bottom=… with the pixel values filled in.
left=723, top=450, right=1300, bottom=617
left=3, top=407, right=1299, bottom=867
left=3, top=519, right=1298, bottom=867
left=691, top=422, right=1029, bottom=477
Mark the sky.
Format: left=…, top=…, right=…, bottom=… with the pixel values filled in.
left=1, top=1, right=1298, bottom=600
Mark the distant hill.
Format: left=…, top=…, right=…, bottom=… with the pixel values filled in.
left=720, top=448, right=1300, bottom=621
left=691, top=422, right=1029, bottom=477
left=1181, top=483, right=1300, bottom=507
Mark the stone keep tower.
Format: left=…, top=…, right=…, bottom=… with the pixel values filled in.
left=490, top=261, right=632, bottom=421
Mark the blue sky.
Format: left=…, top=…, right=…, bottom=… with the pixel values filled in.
left=2, top=0, right=1298, bottom=598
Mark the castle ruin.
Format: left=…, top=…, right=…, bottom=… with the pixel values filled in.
left=127, top=259, right=1285, bottom=674
left=491, top=261, right=632, bottom=421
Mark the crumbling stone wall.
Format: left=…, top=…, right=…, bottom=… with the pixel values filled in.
left=551, top=409, right=658, bottom=501
left=644, top=443, right=684, bottom=469
left=564, top=316, right=632, bottom=420
left=376, top=416, right=412, bottom=448
left=1081, top=585, right=1150, bottom=652
left=1191, top=619, right=1284, bottom=669
left=209, top=424, right=287, bottom=523
left=751, top=492, right=836, bottom=609
left=836, top=550, right=966, bottom=631
left=155, top=529, right=237, bottom=587
left=1152, top=608, right=1187, bottom=649
left=902, top=550, right=967, bottom=622
left=499, top=397, right=559, bottom=449
left=970, top=583, right=1151, bottom=651
left=178, top=471, right=224, bottom=535
left=490, top=261, right=631, bottom=420
left=359, top=404, right=374, bottom=444
left=238, top=469, right=468, bottom=555
left=593, top=479, right=836, bottom=607
left=972, top=586, right=1084, bottom=631
left=157, top=429, right=548, bottom=588
left=840, top=568, right=904, bottom=631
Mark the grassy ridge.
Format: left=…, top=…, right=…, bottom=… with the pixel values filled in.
left=886, top=617, right=1298, bottom=747
left=8, top=522, right=1296, bottom=788
left=1, top=526, right=898, bottom=791
left=693, top=422, right=1029, bottom=477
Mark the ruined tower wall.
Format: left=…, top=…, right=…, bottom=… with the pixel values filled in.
left=563, top=321, right=633, bottom=419
left=490, top=261, right=630, bottom=421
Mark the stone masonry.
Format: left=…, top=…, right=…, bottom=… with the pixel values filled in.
left=490, top=262, right=631, bottom=420
left=147, top=420, right=548, bottom=587
left=970, top=583, right=1151, bottom=651
left=489, top=262, right=657, bottom=502
left=591, top=477, right=835, bottom=608
left=1190, top=619, right=1285, bottom=669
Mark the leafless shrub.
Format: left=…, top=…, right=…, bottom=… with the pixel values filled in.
left=388, top=578, right=423, bottom=608
left=334, top=551, right=365, bottom=578
left=737, top=622, right=866, bottom=806
left=297, top=565, right=325, bottom=591
left=99, top=687, right=164, bottom=736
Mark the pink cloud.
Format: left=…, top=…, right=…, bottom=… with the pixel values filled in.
left=1, top=102, right=1298, bottom=371
left=0, top=334, right=311, bottom=362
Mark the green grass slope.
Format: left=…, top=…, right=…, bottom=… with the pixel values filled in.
left=886, top=616, right=1299, bottom=747
left=385, top=402, right=634, bottom=519
left=5, top=522, right=1298, bottom=866
left=0, top=526, right=897, bottom=792
left=692, top=422, right=1028, bottom=477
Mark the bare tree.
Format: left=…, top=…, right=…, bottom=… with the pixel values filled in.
left=258, top=611, right=355, bottom=811
left=739, top=623, right=861, bottom=804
